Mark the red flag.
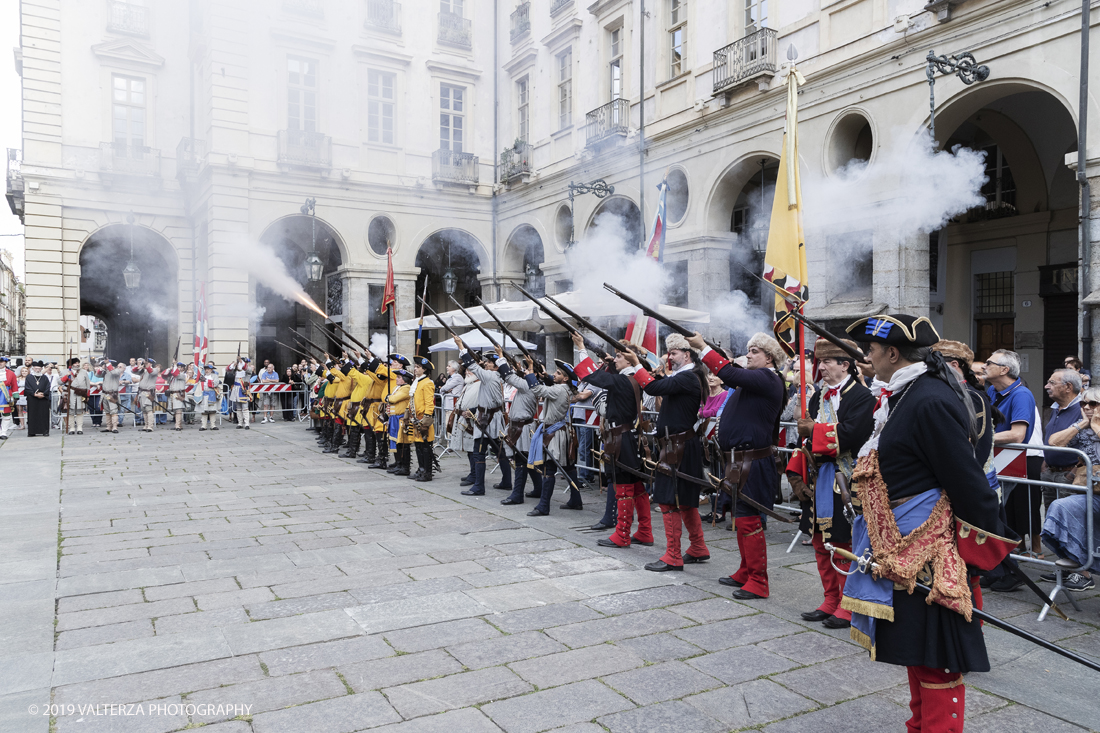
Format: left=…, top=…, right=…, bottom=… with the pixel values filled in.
left=382, top=246, right=397, bottom=323
left=193, top=282, right=208, bottom=368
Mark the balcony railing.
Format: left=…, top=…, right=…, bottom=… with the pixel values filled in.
left=713, top=27, right=778, bottom=94
left=433, top=149, right=479, bottom=185
left=366, top=0, right=402, bottom=34
left=499, top=142, right=532, bottom=183
left=438, top=11, right=472, bottom=48
left=278, top=130, right=332, bottom=168
left=176, top=138, right=206, bottom=177
left=510, top=3, right=530, bottom=42
left=5, top=149, right=23, bottom=222
left=107, top=1, right=149, bottom=35
left=586, top=98, right=630, bottom=146
left=550, top=0, right=573, bottom=16
left=99, top=142, right=161, bottom=177
left=282, top=0, right=324, bottom=17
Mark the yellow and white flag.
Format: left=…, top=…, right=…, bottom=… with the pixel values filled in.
left=762, top=65, right=808, bottom=356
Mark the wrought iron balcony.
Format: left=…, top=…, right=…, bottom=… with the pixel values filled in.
left=510, top=2, right=530, bottom=42
left=499, top=141, right=532, bottom=183
left=176, top=137, right=205, bottom=178
left=99, top=142, right=161, bottom=177
left=278, top=130, right=332, bottom=169
left=433, top=149, right=479, bottom=186
left=5, top=149, right=23, bottom=222
left=282, top=0, right=324, bottom=17
left=585, top=99, right=630, bottom=146
left=550, top=0, right=573, bottom=16
left=438, top=11, right=472, bottom=48
left=366, top=0, right=402, bottom=34
left=107, top=1, right=149, bottom=35
left=713, top=27, right=778, bottom=95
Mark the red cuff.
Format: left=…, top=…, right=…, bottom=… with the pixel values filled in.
left=785, top=451, right=808, bottom=483
left=701, top=349, right=729, bottom=374
left=811, top=422, right=839, bottom=457
left=574, top=356, right=598, bottom=380
left=632, top=367, right=654, bottom=388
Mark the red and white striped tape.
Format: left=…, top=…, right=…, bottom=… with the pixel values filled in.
left=992, top=447, right=1027, bottom=479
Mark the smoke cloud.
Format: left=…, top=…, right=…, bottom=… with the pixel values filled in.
left=224, top=237, right=327, bottom=317
left=801, top=130, right=987, bottom=249
left=370, top=332, right=390, bottom=358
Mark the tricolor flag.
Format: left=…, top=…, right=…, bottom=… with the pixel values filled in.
left=382, top=246, right=397, bottom=324
left=624, top=177, right=669, bottom=357
left=193, top=282, right=208, bottom=367
left=763, top=64, right=808, bottom=357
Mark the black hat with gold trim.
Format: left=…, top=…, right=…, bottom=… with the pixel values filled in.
left=845, top=314, right=939, bottom=348
left=412, top=356, right=433, bottom=372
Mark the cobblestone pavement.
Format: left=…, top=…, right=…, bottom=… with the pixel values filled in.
left=1, top=421, right=1098, bottom=733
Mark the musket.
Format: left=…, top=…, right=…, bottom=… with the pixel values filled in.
left=289, top=330, right=330, bottom=361
left=275, top=339, right=312, bottom=362
left=475, top=297, right=539, bottom=374
left=543, top=294, right=623, bottom=355
left=737, top=263, right=869, bottom=365
left=171, top=336, right=182, bottom=365
left=415, top=276, right=430, bottom=357
left=418, top=297, right=463, bottom=342
left=825, top=543, right=1099, bottom=673
left=602, top=283, right=724, bottom=354
left=447, top=294, right=505, bottom=352
left=591, top=448, right=654, bottom=484
left=327, top=319, right=369, bottom=352
left=514, top=284, right=610, bottom=360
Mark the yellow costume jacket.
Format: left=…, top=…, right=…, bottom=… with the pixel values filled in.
left=385, top=384, right=411, bottom=444
left=410, top=376, right=436, bottom=442
left=347, top=367, right=377, bottom=428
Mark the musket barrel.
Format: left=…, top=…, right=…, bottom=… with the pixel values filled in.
left=447, top=294, right=504, bottom=351
left=327, top=319, right=369, bottom=351
left=543, top=295, right=620, bottom=352
left=602, top=283, right=725, bottom=354
left=418, top=298, right=461, bottom=341
left=514, top=284, right=610, bottom=359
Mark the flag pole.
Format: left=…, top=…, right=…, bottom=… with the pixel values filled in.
left=798, top=311, right=807, bottom=418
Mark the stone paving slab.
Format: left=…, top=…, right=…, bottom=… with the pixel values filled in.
left=6, top=422, right=1095, bottom=733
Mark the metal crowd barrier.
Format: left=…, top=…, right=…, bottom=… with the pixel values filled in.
left=995, top=442, right=1095, bottom=621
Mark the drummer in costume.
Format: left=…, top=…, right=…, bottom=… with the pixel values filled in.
left=687, top=332, right=786, bottom=600
left=621, top=333, right=709, bottom=571
left=787, top=338, right=874, bottom=628
left=384, top=366, right=413, bottom=476
left=840, top=315, right=1016, bottom=732
left=408, top=357, right=437, bottom=482
left=570, top=333, right=653, bottom=548
left=523, top=355, right=581, bottom=516
left=456, top=337, right=505, bottom=497
left=495, top=347, right=542, bottom=504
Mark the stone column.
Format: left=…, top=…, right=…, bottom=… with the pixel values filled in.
left=682, top=237, right=733, bottom=347
left=873, top=229, right=929, bottom=316
left=1081, top=159, right=1100, bottom=369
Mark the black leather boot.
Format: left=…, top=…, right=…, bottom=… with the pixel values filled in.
left=341, top=426, right=361, bottom=458
left=358, top=430, right=377, bottom=464
left=416, top=443, right=434, bottom=482
left=392, top=444, right=411, bottom=476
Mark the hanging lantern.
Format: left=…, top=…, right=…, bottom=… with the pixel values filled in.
left=304, top=251, right=324, bottom=283
left=123, top=259, right=141, bottom=290
left=442, top=267, right=457, bottom=295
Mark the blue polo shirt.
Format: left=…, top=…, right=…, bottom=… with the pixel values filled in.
left=1044, top=396, right=1082, bottom=467
left=988, top=379, right=1036, bottom=444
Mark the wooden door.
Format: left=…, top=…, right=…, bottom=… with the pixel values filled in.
left=975, top=318, right=1014, bottom=362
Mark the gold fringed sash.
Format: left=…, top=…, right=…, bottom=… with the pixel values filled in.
left=853, top=450, right=973, bottom=622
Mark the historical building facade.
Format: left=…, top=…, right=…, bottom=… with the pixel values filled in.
left=0, top=249, right=25, bottom=356
left=9, top=0, right=1100, bottom=401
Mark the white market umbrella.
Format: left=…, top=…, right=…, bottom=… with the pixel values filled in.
left=427, top=329, right=536, bottom=353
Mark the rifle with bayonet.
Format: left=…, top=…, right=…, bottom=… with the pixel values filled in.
left=513, top=284, right=610, bottom=360
left=737, top=263, right=869, bottom=364
left=475, top=297, right=543, bottom=374
left=602, top=283, right=725, bottom=354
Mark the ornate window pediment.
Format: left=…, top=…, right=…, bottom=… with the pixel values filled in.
left=92, top=38, right=165, bottom=68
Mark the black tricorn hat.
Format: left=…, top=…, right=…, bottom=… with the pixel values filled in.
left=412, top=356, right=433, bottom=372
left=846, top=314, right=940, bottom=348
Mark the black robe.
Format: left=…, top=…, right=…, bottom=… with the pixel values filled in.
left=806, top=377, right=875, bottom=544
left=641, top=368, right=705, bottom=507
left=709, top=362, right=785, bottom=517
left=24, top=373, right=52, bottom=436
left=579, top=362, right=642, bottom=483
left=873, top=373, right=1011, bottom=673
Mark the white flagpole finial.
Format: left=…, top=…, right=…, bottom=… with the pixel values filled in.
left=786, top=44, right=798, bottom=61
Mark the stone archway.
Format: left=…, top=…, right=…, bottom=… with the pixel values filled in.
left=934, top=86, right=1079, bottom=403
left=413, top=229, right=484, bottom=361
left=79, top=223, right=179, bottom=364
left=257, top=215, right=345, bottom=370
left=584, top=196, right=643, bottom=252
